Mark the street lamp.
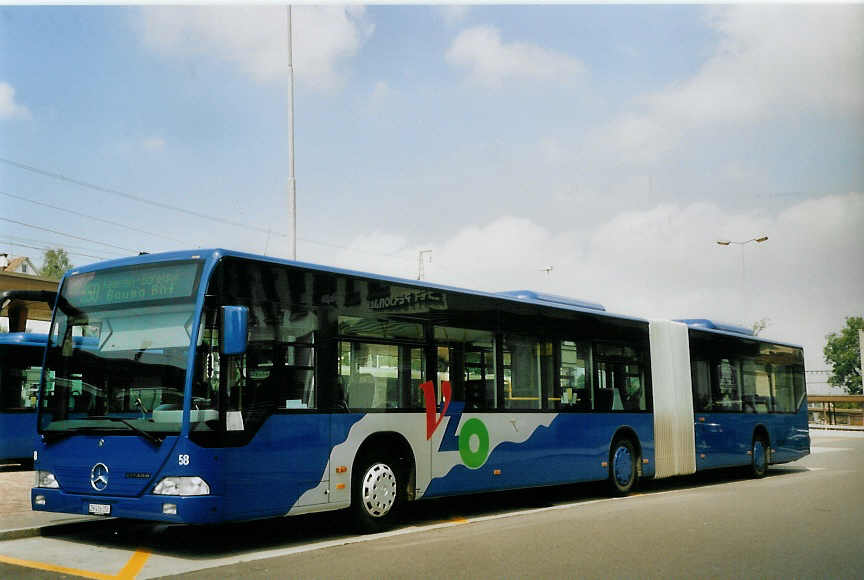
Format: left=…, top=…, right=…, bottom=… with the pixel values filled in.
left=716, top=234, right=768, bottom=317
left=716, top=235, right=768, bottom=246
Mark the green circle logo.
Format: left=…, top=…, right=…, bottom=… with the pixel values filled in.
left=458, top=418, right=490, bottom=469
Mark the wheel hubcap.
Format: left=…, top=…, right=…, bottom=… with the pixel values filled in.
left=613, top=445, right=633, bottom=486
left=361, top=463, right=397, bottom=518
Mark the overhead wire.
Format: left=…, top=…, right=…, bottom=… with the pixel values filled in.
left=0, top=239, right=108, bottom=261
left=0, top=156, right=421, bottom=264
left=0, top=156, right=287, bottom=237
left=0, top=189, right=190, bottom=247
left=0, top=217, right=137, bottom=253
left=0, top=233, right=125, bottom=258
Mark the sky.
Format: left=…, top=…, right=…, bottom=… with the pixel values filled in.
left=1, top=4, right=862, bottom=390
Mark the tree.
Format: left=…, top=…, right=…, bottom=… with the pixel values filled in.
left=40, top=248, right=73, bottom=280
left=823, top=316, right=864, bottom=395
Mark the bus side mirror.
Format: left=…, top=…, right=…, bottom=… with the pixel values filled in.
left=221, top=306, right=248, bottom=355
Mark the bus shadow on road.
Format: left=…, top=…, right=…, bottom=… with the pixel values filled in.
left=0, top=463, right=32, bottom=473
left=39, top=465, right=808, bottom=560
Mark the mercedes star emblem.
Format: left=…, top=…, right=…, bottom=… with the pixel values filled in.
left=90, top=463, right=109, bottom=491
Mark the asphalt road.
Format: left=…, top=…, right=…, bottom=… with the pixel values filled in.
left=1, top=429, right=861, bottom=579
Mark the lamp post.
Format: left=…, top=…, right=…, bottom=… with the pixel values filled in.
left=286, top=5, right=297, bottom=261
left=716, top=235, right=768, bottom=314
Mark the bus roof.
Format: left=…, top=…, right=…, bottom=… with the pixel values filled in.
left=61, top=249, right=799, bottom=346
left=63, top=249, right=647, bottom=324
left=675, top=318, right=802, bottom=349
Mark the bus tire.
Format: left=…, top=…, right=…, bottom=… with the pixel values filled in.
left=608, top=438, right=638, bottom=496
left=351, top=454, right=402, bottom=533
left=750, top=435, right=769, bottom=478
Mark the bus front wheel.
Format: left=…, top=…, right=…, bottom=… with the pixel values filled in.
left=351, top=454, right=401, bottom=533
left=608, top=438, right=638, bottom=495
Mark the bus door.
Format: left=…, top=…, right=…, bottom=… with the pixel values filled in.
left=430, top=327, right=499, bottom=491
left=692, top=358, right=743, bottom=468
left=216, top=331, right=331, bottom=519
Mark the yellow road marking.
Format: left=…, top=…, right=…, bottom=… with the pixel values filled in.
left=117, top=550, right=151, bottom=580
left=0, top=549, right=151, bottom=580
left=449, top=516, right=468, bottom=524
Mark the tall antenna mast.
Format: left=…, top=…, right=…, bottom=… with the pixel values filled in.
left=286, top=5, right=297, bottom=260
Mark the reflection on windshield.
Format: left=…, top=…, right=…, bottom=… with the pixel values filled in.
left=40, top=302, right=198, bottom=436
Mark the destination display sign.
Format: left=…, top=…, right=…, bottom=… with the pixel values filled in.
left=367, top=288, right=447, bottom=313
left=63, top=262, right=200, bottom=307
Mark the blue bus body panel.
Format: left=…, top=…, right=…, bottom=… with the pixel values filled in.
left=33, top=415, right=367, bottom=524
left=0, top=412, right=37, bottom=461
left=425, top=413, right=654, bottom=497
left=220, top=414, right=363, bottom=521
left=694, top=401, right=809, bottom=470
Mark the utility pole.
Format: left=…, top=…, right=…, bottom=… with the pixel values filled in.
left=286, top=5, right=297, bottom=260
left=417, top=249, right=432, bottom=280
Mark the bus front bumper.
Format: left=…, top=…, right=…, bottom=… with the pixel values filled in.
left=31, top=488, right=223, bottom=524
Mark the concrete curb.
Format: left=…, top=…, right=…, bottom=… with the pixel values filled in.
left=0, top=517, right=106, bottom=542
left=809, top=424, right=864, bottom=432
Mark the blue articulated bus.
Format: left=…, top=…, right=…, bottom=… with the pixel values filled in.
left=30, top=250, right=809, bottom=531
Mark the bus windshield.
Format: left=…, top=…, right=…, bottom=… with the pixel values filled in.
left=38, top=261, right=202, bottom=439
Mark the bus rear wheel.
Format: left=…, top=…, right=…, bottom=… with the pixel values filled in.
left=351, top=455, right=402, bottom=533
left=750, top=436, right=769, bottom=478
left=608, top=438, right=638, bottom=495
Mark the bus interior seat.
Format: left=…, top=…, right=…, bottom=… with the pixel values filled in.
left=385, top=377, right=399, bottom=408
left=596, top=388, right=613, bottom=411
left=465, top=380, right=484, bottom=409
left=347, top=373, right=375, bottom=409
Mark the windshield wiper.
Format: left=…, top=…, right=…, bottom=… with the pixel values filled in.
left=86, top=416, right=164, bottom=446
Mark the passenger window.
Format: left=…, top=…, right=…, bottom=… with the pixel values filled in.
left=691, top=359, right=712, bottom=412
left=772, top=365, right=796, bottom=413
left=338, top=341, right=425, bottom=410
left=435, top=326, right=496, bottom=410
left=502, top=335, right=552, bottom=410
left=713, top=359, right=742, bottom=412
left=741, top=358, right=772, bottom=413
left=553, top=341, right=591, bottom=410
left=594, top=343, right=647, bottom=412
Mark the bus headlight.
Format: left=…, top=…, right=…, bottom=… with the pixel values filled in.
left=153, top=476, right=210, bottom=496
left=35, top=471, right=59, bottom=489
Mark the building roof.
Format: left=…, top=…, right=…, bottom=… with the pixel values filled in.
left=2, top=256, right=38, bottom=276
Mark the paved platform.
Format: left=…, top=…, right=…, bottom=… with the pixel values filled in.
left=0, top=465, right=98, bottom=541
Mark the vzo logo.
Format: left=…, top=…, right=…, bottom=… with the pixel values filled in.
left=420, top=381, right=490, bottom=469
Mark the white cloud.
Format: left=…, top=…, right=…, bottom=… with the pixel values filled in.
left=0, top=82, right=32, bottom=120
left=324, top=193, right=863, bottom=375
left=446, top=26, right=585, bottom=87
left=141, top=136, right=166, bottom=151
left=592, top=5, right=864, bottom=163
left=135, top=6, right=373, bottom=91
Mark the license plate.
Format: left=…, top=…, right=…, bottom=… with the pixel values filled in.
left=88, top=503, right=111, bottom=516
